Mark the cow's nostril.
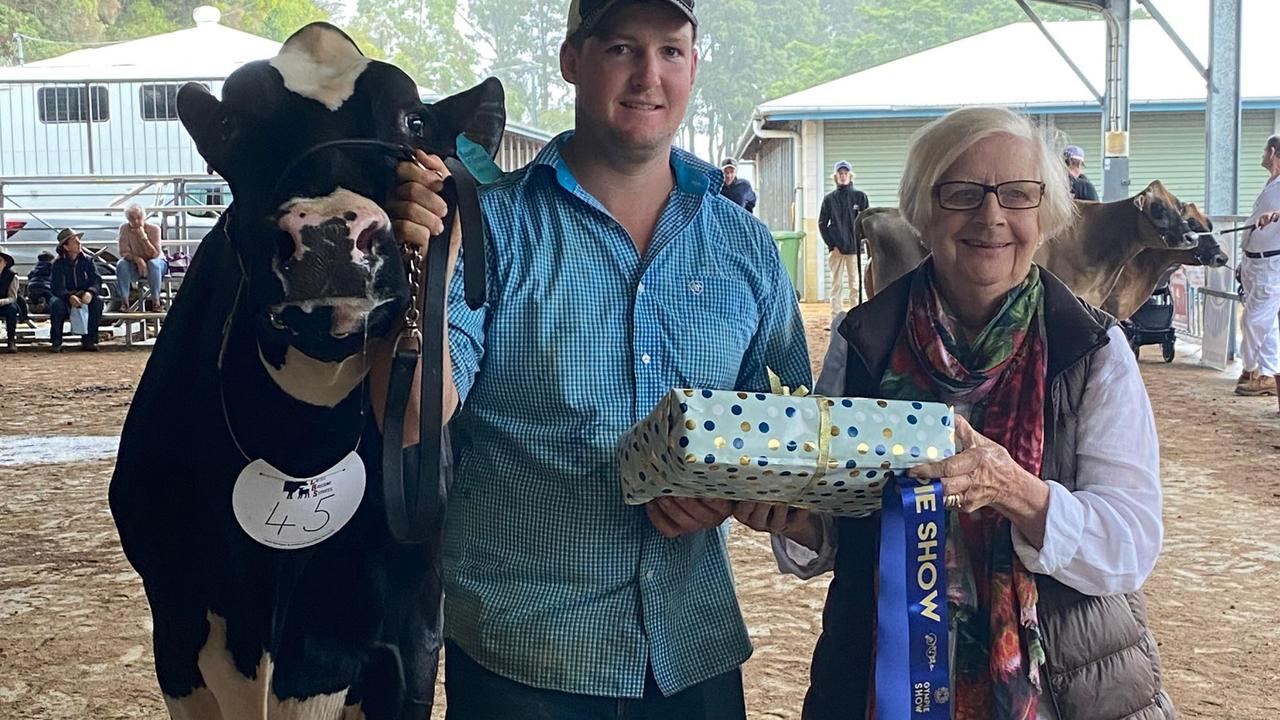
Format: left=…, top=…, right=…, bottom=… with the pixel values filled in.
left=356, top=224, right=380, bottom=256
left=344, top=211, right=357, bottom=222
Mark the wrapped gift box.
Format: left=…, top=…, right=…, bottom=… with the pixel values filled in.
left=619, top=388, right=955, bottom=517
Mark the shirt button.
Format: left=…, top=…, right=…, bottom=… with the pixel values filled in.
left=641, top=353, right=651, bottom=364
left=637, top=282, right=646, bottom=295
left=644, top=570, right=654, bottom=581
left=689, top=280, right=704, bottom=294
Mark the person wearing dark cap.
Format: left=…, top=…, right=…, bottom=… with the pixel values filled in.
left=50, top=227, right=103, bottom=352
left=719, top=157, right=757, bottom=212
left=388, top=0, right=809, bottom=717
left=0, top=250, right=18, bottom=352
left=818, top=160, right=870, bottom=312
left=1064, top=145, right=1099, bottom=201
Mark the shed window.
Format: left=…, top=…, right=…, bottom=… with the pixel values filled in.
left=139, top=83, right=193, bottom=121
left=37, top=86, right=109, bottom=123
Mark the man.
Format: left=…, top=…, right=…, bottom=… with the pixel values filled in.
left=818, top=160, right=869, bottom=312
left=1235, top=135, right=1280, bottom=396
left=115, top=204, right=167, bottom=312
left=390, top=0, right=811, bottom=716
left=1064, top=144, right=1099, bottom=201
left=50, top=228, right=103, bottom=352
left=719, top=157, right=757, bottom=212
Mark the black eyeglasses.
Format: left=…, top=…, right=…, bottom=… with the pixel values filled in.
left=933, top=180, right=1046, bottom=211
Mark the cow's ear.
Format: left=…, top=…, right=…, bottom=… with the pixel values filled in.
left=423, top=77, right=506, bottom=158
left=178, top=83, right=229, bottom=173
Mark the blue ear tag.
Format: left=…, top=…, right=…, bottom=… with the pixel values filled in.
left=456, top=133, right=503, bottom=185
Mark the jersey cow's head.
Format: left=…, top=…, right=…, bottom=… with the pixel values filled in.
left=177, top=23, right=503, bottom=405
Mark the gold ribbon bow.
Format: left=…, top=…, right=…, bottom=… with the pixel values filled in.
left=768, top=368, right=833, bottom=504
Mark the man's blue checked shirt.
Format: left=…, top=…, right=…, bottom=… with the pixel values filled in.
left=443, top=132, right=812, bottom=698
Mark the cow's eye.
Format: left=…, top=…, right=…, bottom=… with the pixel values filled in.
left=404, top=112, right=425, bottom=137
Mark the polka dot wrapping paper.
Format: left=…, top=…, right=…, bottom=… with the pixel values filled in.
left=619, top=388, right=956, bottom=517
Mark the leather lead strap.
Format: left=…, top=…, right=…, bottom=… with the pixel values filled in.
left=382, top=157, right=487, bottom=544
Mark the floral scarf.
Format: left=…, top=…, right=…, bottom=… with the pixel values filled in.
left=878, top=260, right=1048, bottom=720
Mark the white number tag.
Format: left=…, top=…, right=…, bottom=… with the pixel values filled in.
left=231, top=451, right=366, bottom=549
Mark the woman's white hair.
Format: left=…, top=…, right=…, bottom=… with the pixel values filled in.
left=898, top=106, right=1075, bottom=240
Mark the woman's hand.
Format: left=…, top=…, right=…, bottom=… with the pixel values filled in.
left=906, top=415, right=1050, bottom=548
left=68, top=295, right=82, bottom=308
left=733, top=502, right=823, bottom=552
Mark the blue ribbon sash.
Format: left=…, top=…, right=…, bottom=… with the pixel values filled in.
left=876, top=475, right=951, bottom=718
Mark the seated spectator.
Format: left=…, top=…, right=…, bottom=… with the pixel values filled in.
left=115, top=204, right=167, bottom=312
left=0, top=250, right=17, bottom=353
left=51, top=228, right=104, bottom=353
left=25, top=251, right=55, bottom=314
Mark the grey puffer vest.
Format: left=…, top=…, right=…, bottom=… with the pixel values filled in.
left=802, top=267, right=1175, bottom=720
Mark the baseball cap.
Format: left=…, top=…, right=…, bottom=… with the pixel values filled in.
left=1064, top=145, right=1086, bottom=161
left=567, top=0, right=696, bottom=40
left=721, top=157, right=737, bottom=169
left=834, top=160, right=852, bottom=173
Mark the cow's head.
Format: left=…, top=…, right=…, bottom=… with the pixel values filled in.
left=177, top=23, right=503, bottom=406
left=1190, top=232, right=1229, bottom=268
left=1180, top=201, right=1214, bottom=233
left=1132, top=181, right=1198, bottom=250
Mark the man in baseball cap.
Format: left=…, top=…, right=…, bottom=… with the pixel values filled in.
left=388, top=0, right=808, bottom=716
left=1063, top=144, right=1099, bottom=201
left=719, top=156, right=757, bottom=212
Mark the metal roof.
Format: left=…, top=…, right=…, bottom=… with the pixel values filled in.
left=754, top=1, right=1279, bottom=122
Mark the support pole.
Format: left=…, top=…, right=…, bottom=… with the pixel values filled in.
left=1101, top=2, right=1130, bottom=202
left=1205, top=0, right=1241, bottom=217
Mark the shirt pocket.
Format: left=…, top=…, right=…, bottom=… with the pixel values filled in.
left=657, top=276, right=759, bottom=389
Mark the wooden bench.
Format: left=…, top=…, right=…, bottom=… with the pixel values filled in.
left=11, top=311, right=167, bottom=347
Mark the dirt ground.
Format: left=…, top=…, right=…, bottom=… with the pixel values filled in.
left=2, top=305, right=1278, bottom=719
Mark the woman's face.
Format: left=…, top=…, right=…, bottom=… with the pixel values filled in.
left=64, top=237, right=81, bottom=257
left=924, top=134, right=1043, bottom=299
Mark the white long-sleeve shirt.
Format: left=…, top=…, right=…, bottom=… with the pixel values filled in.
left=1244, top=175, right=1280, bottom=254
left=773, top=323, right=1163, bottom=600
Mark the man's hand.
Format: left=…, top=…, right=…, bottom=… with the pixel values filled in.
left=68, top=295, right=82, bottom=308
left=135, top=258, right=147, bottom=278
left=733, top=502, right=823, bottom=551
left=1257, top=211, right=1280, bottom=229
left=369, top=149, right=463, bottom=446
left=646, top=497, right=733, bottom=538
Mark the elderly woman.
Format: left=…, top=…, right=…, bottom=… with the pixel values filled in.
left=115, top=204, right=167, bottom=312
left=736, top=106, right=1172, bottom=720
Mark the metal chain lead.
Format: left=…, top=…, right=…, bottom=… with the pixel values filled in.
left=403, top=245, right=423, bottom=336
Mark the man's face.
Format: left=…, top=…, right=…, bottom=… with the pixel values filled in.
left=561, top=3, right=698, bottom=159
left=127, top=211, right=144, bottom=228
left=1262, top=145, right=1276, bottom=170
left=835, top=168, right=851, bottom=186
left=723, top=165, right=736, bottom=184
left=1066, top=157, right=1084, bottom=177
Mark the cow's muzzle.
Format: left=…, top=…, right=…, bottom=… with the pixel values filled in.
left=270, top=188, right=402, bottom=339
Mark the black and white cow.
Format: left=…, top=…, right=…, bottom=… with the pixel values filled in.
left=108, top=23, right=503, bottom=719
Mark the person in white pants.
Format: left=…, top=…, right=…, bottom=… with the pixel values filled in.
left=1236, top=135, right=1280, bottom=396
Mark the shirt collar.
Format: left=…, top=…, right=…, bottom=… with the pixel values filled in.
left=529, top=131, right=719, bottom=199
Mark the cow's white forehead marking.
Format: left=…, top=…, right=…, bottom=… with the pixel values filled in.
left=269, top=25, right=370, bottom=111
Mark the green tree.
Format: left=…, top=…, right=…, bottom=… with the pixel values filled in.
left=470, top=0, right=571, bottom=131
left=349, top=0, right=478, bottom=95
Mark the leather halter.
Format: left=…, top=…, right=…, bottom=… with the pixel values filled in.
left=268, top=135, right=490, bottom=545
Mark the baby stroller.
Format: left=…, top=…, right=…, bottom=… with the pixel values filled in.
left=1123, top=268, right=1177, bottom=363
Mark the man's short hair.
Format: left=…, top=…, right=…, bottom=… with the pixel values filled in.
left=125, top=203, right=145, bottom=218
left=1267, top=135, right=1280, bottom=154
